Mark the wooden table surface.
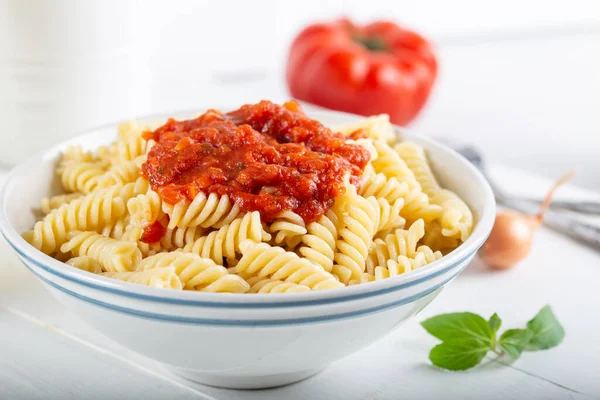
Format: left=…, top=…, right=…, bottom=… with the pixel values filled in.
left=2, top=165, right=599, bottom=400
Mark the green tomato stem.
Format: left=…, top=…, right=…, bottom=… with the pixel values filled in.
left=352, top=34, right=388, bottom=52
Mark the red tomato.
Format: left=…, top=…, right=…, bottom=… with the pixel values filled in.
left=286, top=19, right=437, bottom=126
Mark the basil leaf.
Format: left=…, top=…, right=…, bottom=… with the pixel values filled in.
left=421, top=312, right=493, bottom=344
left=488, top=313, right=502, bottom=335
left=526, top=306, right=565, bottom=350
left=429, top=338, right=490, bottom=371
left=499, top=329, right=534, bottom=359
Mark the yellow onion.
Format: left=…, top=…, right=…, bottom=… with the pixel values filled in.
left=479, top=170, right=575, bottom=270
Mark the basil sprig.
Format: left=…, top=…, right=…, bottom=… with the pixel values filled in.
left=421, top=305, right=564, bottom=371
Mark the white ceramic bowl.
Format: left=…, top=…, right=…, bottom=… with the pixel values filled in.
left=0, top=109, right=495, bottom=389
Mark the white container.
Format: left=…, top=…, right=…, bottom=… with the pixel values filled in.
left=0, top=0, right=288, bottom=165
left=1, top=1, right=156, bottom=164
left=0, top=108, right=495, bottom=389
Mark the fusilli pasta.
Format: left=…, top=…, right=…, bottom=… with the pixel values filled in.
left=268, top=211, right=306, bottom=248
left=246, top=277, right=311, bottom=293
left=395, top=142, right=473, bottom=241
left=100, top=215, right=131, bottom=240
left=366, top=219, right=426, bottom=274
left=40, top=193, right=83, bottom=215
left=66, top=255, right=103, bottom=273
left=61, top=231, right=142, bottom=272
left=331, top=114, right=396, bottom=143
left=58, top=160, right=108, bottom=194
left=115, top=121, right=148, bottom=161
left=128, top=189, right=163, bottom=228
left=164, top=193, right=241, bottom=230
left=139, top=252, right=249, bottom=292
left=159, top=225, right=206, bottom=251
left=236, top=241, right=343, bottom=290
left=97, top=158, right=142, bottom=189
left=60, top=145, right=96, bottom=163
left=297, top=210, right=339, bottom=272
left=182, top=211, right=270, bottom=264
left=103, top=267, right=183, bottom=289
left=24, top=108, right=473, bottom=294
left=371, top=140, right=420, bottom=189
left=333, top=184, right=377, bottom=284
left=23, top=185, right=128, bottom=254
left=121, top=226, right=163, bottom=257
left=359, top=166, right=409, bottom=204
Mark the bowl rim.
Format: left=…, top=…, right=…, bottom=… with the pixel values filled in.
left=0, top=107, right=496, bottom=308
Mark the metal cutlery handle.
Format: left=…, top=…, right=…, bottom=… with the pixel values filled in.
left=518, top=198, right=600, bottom=215
left=453, top=144, right=600, bottom=216
left=503, top=198, right=600, bottom=248
left=543, top=211, right=600, bottom=248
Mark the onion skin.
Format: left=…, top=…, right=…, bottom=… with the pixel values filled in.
left=479, top=169, right=575, bottom=270
left=479, top=212, right=538, bottom=270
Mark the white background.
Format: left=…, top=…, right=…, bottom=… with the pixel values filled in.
left=2, top=0, right=599, bottom=188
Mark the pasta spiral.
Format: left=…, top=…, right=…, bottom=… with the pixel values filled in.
left=236, top=241, right=343, bottom=290
left=399, top=188, right=442, bottom=224
left=331, top=114, right=396, bottom=143
left=128, top=189, right=163, bottom=227
left=348, top=272, right=375, bottom=286
left=118, top=176, right=151, bottom=200
left=182, top=211, right=271, bottom=264
left=421, top=221, right=460, bottom=254
left=394, top=142, right=439, bottom=197
left=333, top=184, right=377, bottom=284
left=139, top=252, right=249, bottom=292
left=60, top=145, right=96, bottom=163
left=431, top=189, right=473, bottom=241
left=163, top=192, right=241, bottom=229
left=23, top=186, right=128, bottom=254
left=371, top=141, right=420, bottom=189
left=360, top=166, right=409, bottom=204
left=159, top=225, right=206, bottom=250
left=103, top=267, right=183, bottom=290
left=40, top=193, right=83, bottom=215
left=365, top=219, right=425, bottom=274
left=100, top=215, right=131, bottom=240
left=374, top=257, right=415, bottom=280
left=115, top=121, right=148, bottom=161
left=121, top=226, right=163, bottom=257
left=395, top=142, right=473, bottom=241
left=415, top=244, right=444, bottom=265
left=61, top=231, right=142, bottom=272
left=375, top=245, right=442, bottom=280
left=97, top=159, right=141, bottom=189
left=58, top=160, right=109, bottom=194
left=66, top=256, right=103, bottom=273
left=246, top=277, right=311, bottom=293
left=269, top=211, right=306, bottom=248
left=368, top=196, right=405, bottom=234
left=297, top=209, right=339, bottom=272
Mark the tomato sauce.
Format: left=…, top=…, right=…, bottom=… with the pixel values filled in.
left=142, top=100, right=371, bottom=224
left=140, top=220, right=166, bottom=244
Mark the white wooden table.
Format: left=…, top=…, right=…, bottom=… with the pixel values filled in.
left=3, top=4, right=600, bottom=396
left=2, top=165, right=599, bottom=400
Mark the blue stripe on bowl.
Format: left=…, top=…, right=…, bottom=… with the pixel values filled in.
left=29, top=264, right=465, bottom=326
left=7, top=234, right=475, bottom=308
